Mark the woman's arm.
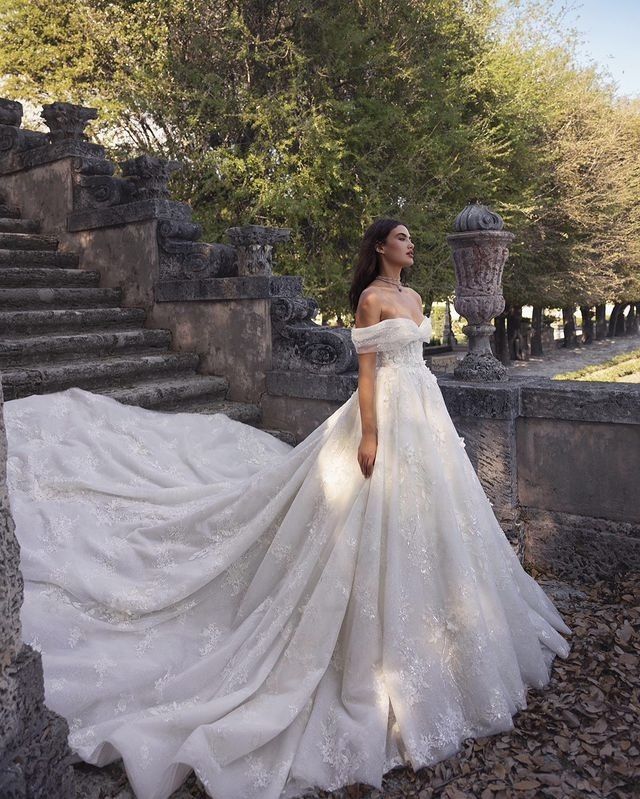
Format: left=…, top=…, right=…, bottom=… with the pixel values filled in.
left=355, top=292, right=381, bottom=478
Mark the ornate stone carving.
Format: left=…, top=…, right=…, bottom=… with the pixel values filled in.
left=72, top=156, right=133, bottom=209
left=0, top=99, right=23, bottom=127
left=41, top=101, right=97, bottom=142
left=0, top=99, right=49, bottom=170
left=454, top=201, right=504, bottom=232
left=447, top=202, right=514, bottom=382
left=226, top=225, right=291, bottom=276
left=120, top=155, right=181, bottom=200
left=157, top=219, right=236, bottom=280
left=271, top=293, right=358, bottom=374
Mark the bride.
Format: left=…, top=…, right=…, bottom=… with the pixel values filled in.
left=5, top=218, right=571, bottom=799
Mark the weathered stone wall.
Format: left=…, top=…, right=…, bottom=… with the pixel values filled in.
left=0, top=161, right=74, bottom=240
left=0, top=378, right=76, bottom=797
left=149, top=299, right=272, bottom=402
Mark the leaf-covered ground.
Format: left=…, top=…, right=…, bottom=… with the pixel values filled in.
left=74, top=569, right=639, bottom=799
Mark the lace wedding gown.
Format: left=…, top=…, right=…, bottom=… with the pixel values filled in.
left=5, top=314, right=571, bottom=799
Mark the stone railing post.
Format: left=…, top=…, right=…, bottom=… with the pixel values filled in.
left=0, top=379, right=76, bottom=796
left=41, top=101, right=97, bottom=142
left=225, top=224, right=291, bottom=276
left=447, top=201, right=514, bottom=381
left=120, top=154, right=181, bottom=200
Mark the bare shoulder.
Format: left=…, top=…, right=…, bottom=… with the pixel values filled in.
left=355, top=288, right=383, bottom=328
left=406, top=286, right=424, bottom=306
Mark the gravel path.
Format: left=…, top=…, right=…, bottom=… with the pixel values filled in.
left=73, top=567, right=639, bottom=799
left=504, top=335, right=640, bottom=380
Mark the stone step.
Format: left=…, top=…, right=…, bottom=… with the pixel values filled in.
left=96, top=374, right=229, bottom=409
left=0, top=205, right=21, bottom=219
left=0, top=329, right=172, bottom=366
left=0, top=287, right=121, bottom=310
left=0, top=232, right=58, bottom=251
left=174, top=397, right=263, bottom=425
left=2, top=351, right=201, bottom=400
left=100, top=380, right=296, bottom=443
left=0, top=307, right=147, bottom=335
left=0, top=217, right=40, bottom=233
left=0, top=267, right=100, bottom=288
left=0, top=249, right=79, bottom=268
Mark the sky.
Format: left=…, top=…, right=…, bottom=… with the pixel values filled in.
left=549, top=0, right=640, bottom=98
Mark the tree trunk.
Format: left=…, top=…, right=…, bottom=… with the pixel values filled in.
left=562, top=306, right=578, bottom=348
left=580, top=305, right=594, bottom=344
left=506, top=305, right=524, bottom=360
left=594, top=303, right=607, bottom=340
left=493, top=312, right=510, bottom=365
left=607, top=302, right=626, bottom=337
left=615, top=303, right=628, bottom=336
left=531, top=305, right=543, bottom=356
left=625, top=304, right=638, bottom=335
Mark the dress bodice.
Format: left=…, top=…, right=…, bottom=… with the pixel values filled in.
left=351, top=315, right=433, bottom=371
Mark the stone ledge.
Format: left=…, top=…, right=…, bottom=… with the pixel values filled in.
left=156, top=274, right=305, bottom=302
left=437, top=374, right=522, bottom=420
left=520, top=379, right=640, bottom=424
left=156, top=276, right=275, bottom=302
left=267, top=369, right=358, bottom=402
left=67, top=200, right=192, bottom=231
left=0, top=140, right=104, bottom=175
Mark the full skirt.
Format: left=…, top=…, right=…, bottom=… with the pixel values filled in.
left=5, top=364, right=571, bottom=799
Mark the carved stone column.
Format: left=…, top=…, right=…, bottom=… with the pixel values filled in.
left=120, top=154, right=181, bottom=200
left=0, top=380, right=76, bottom=797
left=447, top=202, right=514, bottom=382
left=225, top=224, right=291, bottom=276
left=41, top=101, right=97, bottom=142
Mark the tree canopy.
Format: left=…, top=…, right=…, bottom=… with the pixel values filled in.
left=1, top=0, right=638, bottom=317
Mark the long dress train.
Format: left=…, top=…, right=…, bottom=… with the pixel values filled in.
left=5, top=314, right=571, bottom=799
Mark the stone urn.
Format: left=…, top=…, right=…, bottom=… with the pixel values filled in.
left=446, top=202, right=515, bottom=381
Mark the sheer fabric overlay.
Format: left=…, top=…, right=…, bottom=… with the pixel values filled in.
left=6, top=314, right=571, bottom=799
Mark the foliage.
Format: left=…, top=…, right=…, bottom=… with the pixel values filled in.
left=1, top=0, right=638, bottom=317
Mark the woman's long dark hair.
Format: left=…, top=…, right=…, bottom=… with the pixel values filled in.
left=348, top=217, right=411, bottom=314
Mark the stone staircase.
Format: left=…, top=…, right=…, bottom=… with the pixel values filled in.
left=0, top=199, right=295, bottom=444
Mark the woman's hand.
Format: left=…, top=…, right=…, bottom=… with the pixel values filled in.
left=358, top=432, right=377, bottom=478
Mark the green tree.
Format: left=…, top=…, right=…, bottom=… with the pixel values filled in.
left=1, top=0, right=638, bottom=321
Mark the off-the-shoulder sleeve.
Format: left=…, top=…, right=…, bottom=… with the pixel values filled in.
left=350, top=324, right=383, bottom=354
left=351, top=317, right=432, bottom=354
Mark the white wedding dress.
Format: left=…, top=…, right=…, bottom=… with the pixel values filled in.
left=5, top=314, right=571, bottom=799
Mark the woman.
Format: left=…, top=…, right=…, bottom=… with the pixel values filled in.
left=5, top=218, right=571, bottom=799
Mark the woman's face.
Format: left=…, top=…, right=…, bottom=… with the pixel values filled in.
left=377, top=225, right=414, bottom=268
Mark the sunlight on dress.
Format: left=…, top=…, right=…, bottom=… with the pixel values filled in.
left=5, top=314, right=571, bottom=799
